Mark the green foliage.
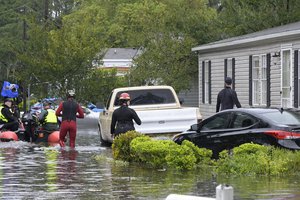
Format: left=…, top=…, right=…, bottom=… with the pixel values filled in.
left=218, top=0, right=300, bottom=38
left=182, top=140, right=213, bottom=165
left=78, top=68, right=127, bottom=104
left=3, top=0, right=300, bottom=104
left=131, top=137, right=176, bottom=168
left=165, top=143, right=197, bottom=170
left=112, top=136, right=300, bottom=173
left=121, top=135, right=213, bottom=170
left=112, top=131, right=143, bottom=162
left=216, top=143, right=300, bottom=176
left=111, top=0, right=218, bottom=92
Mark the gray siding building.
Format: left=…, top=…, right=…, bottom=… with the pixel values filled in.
left=192, top=21, right=300, bottom=118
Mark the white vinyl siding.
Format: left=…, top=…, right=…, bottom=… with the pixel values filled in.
left=252, top=55, right=267, bottom=106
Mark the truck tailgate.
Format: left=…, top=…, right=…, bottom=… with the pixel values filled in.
left=134, top=107, right=197, bottom=134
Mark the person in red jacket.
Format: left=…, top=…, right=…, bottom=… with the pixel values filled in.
left=55, top=90, right=84, bottom=148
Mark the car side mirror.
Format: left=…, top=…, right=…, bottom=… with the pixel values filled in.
left=191, top=124, right=198, bottom=131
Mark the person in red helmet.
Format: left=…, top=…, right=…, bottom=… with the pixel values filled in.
left=111, top=92, right=141, bottom=138
left=55, top=90, right=84, bottom=148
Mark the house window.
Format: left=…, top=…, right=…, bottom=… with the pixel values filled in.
left=202, top=60, right=211, bottom=104
left=226, top=58, right=233, bottom=78
left=252, top=55, right=267, bottom=105
left=282, top=49, right=292, bottom=108
left=297, top=51, right=300, bottom=107
left=225, top=58, right=235, bottom=89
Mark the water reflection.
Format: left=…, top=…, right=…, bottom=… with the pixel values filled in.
left=0, top=129, right=299, bottom=199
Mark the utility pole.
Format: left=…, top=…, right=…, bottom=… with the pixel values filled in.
left=44, top=0, right=49, bottom=22
left=22, top=6, right=27, bottom=112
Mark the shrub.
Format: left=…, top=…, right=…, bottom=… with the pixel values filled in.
left=112, top=131, right=142, bottom=162
left=181, top=140, right=212, bottom=165
left=165, top=143, right=197, bottom=170
left=130, top=137, right=212, bottom=170
left=130, top=137, right=175, bottom=168
left=215, top=143, right=300, bottom=176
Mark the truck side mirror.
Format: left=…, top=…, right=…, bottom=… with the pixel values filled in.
left=179, top=98, right=184, bottom=105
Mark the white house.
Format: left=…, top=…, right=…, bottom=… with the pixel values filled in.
left=193, top=21, right=300, bottom=118
left=99, top=48, right=142, bottom=76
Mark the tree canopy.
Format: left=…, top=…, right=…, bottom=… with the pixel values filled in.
left=1, top=0, right=300, bottom=107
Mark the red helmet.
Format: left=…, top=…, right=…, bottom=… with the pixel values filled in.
left=119, top=93, right=130, bottom=100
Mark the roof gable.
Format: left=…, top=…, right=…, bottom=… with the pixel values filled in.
left=103, top=48, right=142, bottom=60
left=192, top=21, right=300, bottom=53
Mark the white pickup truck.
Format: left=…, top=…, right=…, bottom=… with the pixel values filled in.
left=98, top=85, right=202, bottom=144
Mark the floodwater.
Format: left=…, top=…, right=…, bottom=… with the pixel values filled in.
left=0, top=123, right=300, bottom=200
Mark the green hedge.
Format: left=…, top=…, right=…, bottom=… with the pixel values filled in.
left=216, top=143, right=300, bottom=176
left=112, top=131, right=212, bottom=170
left=111, top=132, right=300, bottom=174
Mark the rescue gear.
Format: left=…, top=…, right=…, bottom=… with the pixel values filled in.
left=67, top=90, right=75, bottom=97
left=44, top=109, right=58, bottom=124
left=119, top=93, right=130, bottom=100
left=0, top=106, right=8, bottom=122
left=61, top=101, right=79, bottom=122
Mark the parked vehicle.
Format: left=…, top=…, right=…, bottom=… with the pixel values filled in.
left=98, top=85, right=202, bottom=144
left=173, top=108, right=300, bottom=158
left=77, top=106, right=99, bottom=130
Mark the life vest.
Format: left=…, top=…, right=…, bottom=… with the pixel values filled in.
left=45, top=109, right=58, bottom=123
left=62, top=100, right=78, bottom=122
left=0, top=106, right=8, bottom=123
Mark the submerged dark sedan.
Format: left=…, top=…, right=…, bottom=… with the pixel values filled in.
left=173, top=108, right=300, bottom=158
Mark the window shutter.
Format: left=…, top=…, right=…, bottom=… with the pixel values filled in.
left=224, top=59, right=227, bottom=80
left=267, top=54, right=271, bottom=107
left=294, top=50, right=299, bottom=108
left=202, top=61, right=205, bottom=104
left=208, top=61, right=212, bottom=104
left=232, top=58, right=236, bottom=90
left=249, top=56, right=253, bottom=106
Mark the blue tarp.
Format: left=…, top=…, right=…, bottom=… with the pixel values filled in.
left=1, top=81, right=19, bottom=98
left=87, top=103, right=103, bottom=112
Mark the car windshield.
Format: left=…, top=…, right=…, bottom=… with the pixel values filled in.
left=261, top=110, right=300, bottom=125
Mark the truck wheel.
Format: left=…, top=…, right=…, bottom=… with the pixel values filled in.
left=98, top=125, right=111, bottom=147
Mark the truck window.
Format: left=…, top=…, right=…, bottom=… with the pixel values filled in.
left=114, top=89, right=176, bottom=106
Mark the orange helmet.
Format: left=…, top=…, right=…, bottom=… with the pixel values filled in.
left=119, top=93, right=130, bottom=100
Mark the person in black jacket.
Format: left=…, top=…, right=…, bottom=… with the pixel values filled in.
left=0, top=98, right=19, bottom=131
left=216, top=77, right=241, bottom=112
left=111, top=93, right=141, bottom=138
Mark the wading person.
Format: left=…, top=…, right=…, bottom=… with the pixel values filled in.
left=111, top=93, right=141, bottom=138
left=216, top=77, right=241, bottom=112
left=55, top=90, right=84, bottom=148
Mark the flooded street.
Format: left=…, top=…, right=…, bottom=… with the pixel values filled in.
left=0, top=123, right=300, bottom=200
